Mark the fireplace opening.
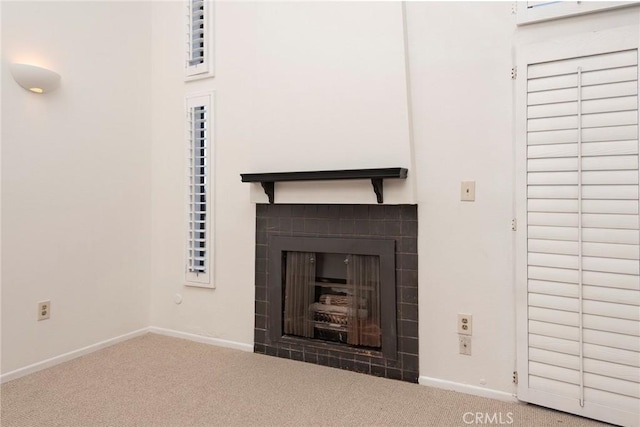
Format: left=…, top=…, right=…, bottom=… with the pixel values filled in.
left=283, top=251, right=381, bottom=349
left=269, top=235, right=397, bottom=359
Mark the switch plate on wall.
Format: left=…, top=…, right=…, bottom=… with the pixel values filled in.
left=461, top=181, right=476, bottom=201
left=459, top=335, right=472, bottom=355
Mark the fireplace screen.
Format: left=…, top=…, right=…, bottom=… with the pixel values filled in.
left=283, top=251, right=381, bottom=349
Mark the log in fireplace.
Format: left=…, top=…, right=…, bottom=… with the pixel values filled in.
left=254, top=204, right=418, bottom=383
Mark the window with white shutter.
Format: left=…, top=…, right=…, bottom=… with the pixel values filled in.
left=516, top=28, right=639, bottom=427
left=185, top=0, right=214, bottom=80
left=186, top=93, right=214, bottom=287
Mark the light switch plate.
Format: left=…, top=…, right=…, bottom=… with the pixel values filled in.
left=461, top=181, right=476, bottom=201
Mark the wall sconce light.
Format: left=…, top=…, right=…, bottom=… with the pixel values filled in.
left=10, top=63, right=61, bottom=94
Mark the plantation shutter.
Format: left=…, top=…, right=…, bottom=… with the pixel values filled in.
left=186, top=94, right=213, bottom=287
left=521, top=48, right=640, bottom=426
left=185, top=0, right=213, bottom=80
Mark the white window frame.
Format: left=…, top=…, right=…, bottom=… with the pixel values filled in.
left=517, top=1, right=638, bottom=26
left=185, top=0, right=214, bottom=81
left=185, top=92, right=214, bottom=288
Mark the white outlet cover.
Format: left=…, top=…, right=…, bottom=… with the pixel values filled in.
left=458, top=313, right=472, bottom=335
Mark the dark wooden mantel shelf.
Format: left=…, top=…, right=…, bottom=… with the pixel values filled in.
left=240, top=168, right=408, bottom=204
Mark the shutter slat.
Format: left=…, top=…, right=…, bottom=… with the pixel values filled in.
left=582, top=170, right=639, bottom=185
left=529, top=239, right=578, bottom=255
left=584, top=300, right=640, bottom=321
left=582, top=227, right=640, bottom=244
left=528, top=199, right=578, bottom=212
left=529, top=266, right=579, bottom=284
left=528, top=115, right=578, bottom=132
left=584, top=329, right=640, bottom=352
left=583, top=271, right=640, bottom=291
left=583, top=185, right=639, bottom=200
left=582, top=199, right=639, bottom=215
left=530, top=361, right=579, bottom=384
left=583, top=343, right=640, bottom=367
left=529, top=280, right=578, bottom=297
left=528, top=143, right=577, bottom=159
left=585, top=387, right=640, bottom=413
left=582, top=96, right=637, bottom=115
left=530, top=376, right=580, bottom=398
left=584, top=286, right=640, bottom=305
left=528, top=185, right=578, bottom=199
left=582, top=242, right=640, bottom=260
left=530, top=334, right=579, bottom=355
left=528, top=225, right=578, bottom=241
left=527, top=185, right=639, bottom=200
left=582, top=213, right=639, bottom=229
left=528, top=212, right=578, bottom=227
left=582, top=125, right=638, bottom=142
left=586, top=372, right=639, bottom=398
left=529, top=306, right=579, bottom=326
left=528, top=129, right=577, bottom=145
left=582, top=81, right=638, bottom=101
left=582, top=66, right=638, bottom=86
left=582, top=110, right=638, bottom=128
left=583, top=256, right=640, bottom=275
left=529, top=293, right=578, bottom=312
left=528, top=171, right=577, bottom=184
left=528, top=74, right=577, bottom=93
left=528, top=87, right=578, bottom=106
left=528, top=101, right=577, bottom=119
left=530, top=347, right=578, bottom=370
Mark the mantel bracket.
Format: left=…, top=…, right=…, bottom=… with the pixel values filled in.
left=371, top=178, right=384, bottom=204
left=261, top=182, right=275, bottom=204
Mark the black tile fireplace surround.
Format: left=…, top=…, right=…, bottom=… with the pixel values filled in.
left=254, top=204, right=418, bottom=383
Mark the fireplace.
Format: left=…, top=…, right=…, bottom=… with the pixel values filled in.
left=254, top=204, right=418, bottom=383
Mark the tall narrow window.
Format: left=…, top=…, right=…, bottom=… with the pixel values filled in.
left=186, top=93, right=214, bottom=287
left=185, top=0, right=214, bottom=80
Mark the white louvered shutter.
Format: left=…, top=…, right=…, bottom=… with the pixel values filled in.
left=520, top=48, right=640, bottom=426
left=185, top=0, right=214, bottom=80
left=186, top=93, right=214, bottom=287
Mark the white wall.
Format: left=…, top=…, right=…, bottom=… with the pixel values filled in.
left=149, top=1, right=415, bottom=343
left=407, top=1, right=517, bottom=394
left=1, top=1, right=152, bottom=373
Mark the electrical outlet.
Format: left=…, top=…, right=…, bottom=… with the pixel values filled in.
left=460, top=181, right=476, bottom=201
left=459, top=335, right=472, bottom=356
left=38, top=301, right=50, bottom=321
left=458, top=313, right=472, bottom=335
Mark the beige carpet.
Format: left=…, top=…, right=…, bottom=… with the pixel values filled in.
left=1, top=333, right=609, bottom=427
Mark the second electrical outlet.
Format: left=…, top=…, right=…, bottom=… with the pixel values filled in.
left=458, top=313, right=472, bottom=335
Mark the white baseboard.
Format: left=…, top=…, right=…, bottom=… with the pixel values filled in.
left=419, top=376, right=518, bottom=402
left=148, top=326, right=253, bottom=353
left=0, top=328, right=149, bottom=384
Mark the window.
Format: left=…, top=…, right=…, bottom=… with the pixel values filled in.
left=185, top=0, right=214, bottom=80
left=186, top=93, right=214, bottom=287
